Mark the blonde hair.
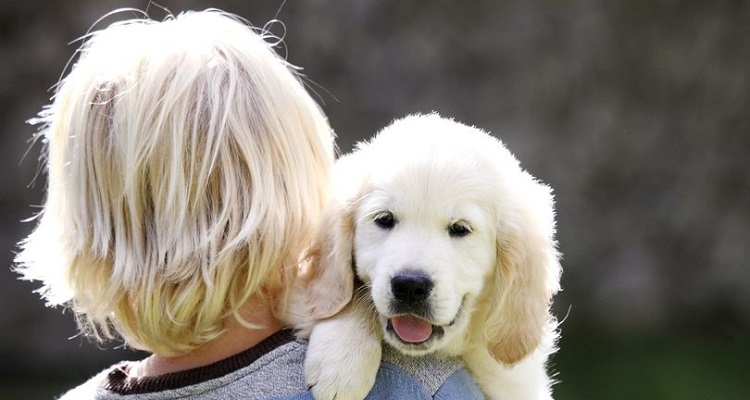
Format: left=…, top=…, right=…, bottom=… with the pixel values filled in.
left=15, top=10, right=334, bottom=355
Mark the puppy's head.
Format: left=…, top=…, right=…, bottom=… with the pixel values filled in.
left=306, top=114, right=560, bottom=364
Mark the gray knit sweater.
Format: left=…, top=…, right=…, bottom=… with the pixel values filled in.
left=56, top=330, right=482, bottom=400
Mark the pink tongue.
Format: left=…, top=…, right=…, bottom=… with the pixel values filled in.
left=391, top=315, right=433, bottom=343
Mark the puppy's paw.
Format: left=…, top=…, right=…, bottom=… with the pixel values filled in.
left=305, top=311, right=382, bottom=400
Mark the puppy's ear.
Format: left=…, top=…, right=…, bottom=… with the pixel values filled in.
left=303, top=154, right=364, bottom=320
left=304, top=203, right=356, bottom=319
left=485, top=176, right=561, bottom=365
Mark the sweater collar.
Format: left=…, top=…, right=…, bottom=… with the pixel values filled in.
left=103, top=329, right=295, bottom=395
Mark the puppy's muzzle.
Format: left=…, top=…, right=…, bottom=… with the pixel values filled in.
left=390, top=271, right=433, bottom=315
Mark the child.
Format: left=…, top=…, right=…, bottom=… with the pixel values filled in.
left=16, top=9, right=483, bottom=399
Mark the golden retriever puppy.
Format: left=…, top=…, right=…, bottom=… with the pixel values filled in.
left=300, top=114, right=561, bottom=400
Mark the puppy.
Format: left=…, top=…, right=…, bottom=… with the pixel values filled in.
left=300, top=114, right=561, bottom=400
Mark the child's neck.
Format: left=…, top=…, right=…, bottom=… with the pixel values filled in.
left=130, top=300, right=282, bottom=377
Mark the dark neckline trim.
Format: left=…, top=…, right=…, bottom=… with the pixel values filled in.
left=103, top=329, right=296, bottom=395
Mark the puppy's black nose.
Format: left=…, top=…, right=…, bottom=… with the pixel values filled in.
left=391, top=272, right=433, bottom=303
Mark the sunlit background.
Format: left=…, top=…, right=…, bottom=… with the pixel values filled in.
left=1, top=1, right=748, bottom=399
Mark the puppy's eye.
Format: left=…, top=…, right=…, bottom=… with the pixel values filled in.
left=448, top=221, right=472, bottom=238
left=373, top=211, right=396, bottom=229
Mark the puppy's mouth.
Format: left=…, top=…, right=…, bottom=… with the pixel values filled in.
left=380, top=293, right=469, bottom=352
left=386, top=315, right=445, bottom=344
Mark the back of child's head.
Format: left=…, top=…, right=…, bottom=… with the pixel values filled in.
left=16, top=10, right=334, bottom=355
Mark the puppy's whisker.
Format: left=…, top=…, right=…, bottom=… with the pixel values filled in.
left=352, top=284, right=378, bottom=320
left=557, top=304, right=572, bottom=328
left=351, top=192, right=387, bottom=225
left=356, top=208, right=382, bottom=225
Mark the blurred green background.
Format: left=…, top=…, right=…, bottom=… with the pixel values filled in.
left=1, top=0, right=748, bottom=399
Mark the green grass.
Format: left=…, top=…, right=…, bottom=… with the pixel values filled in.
left=552, top=332, right=750, bottom=400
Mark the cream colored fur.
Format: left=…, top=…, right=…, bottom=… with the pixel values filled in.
left=298, top=114, right=562, bottom=400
